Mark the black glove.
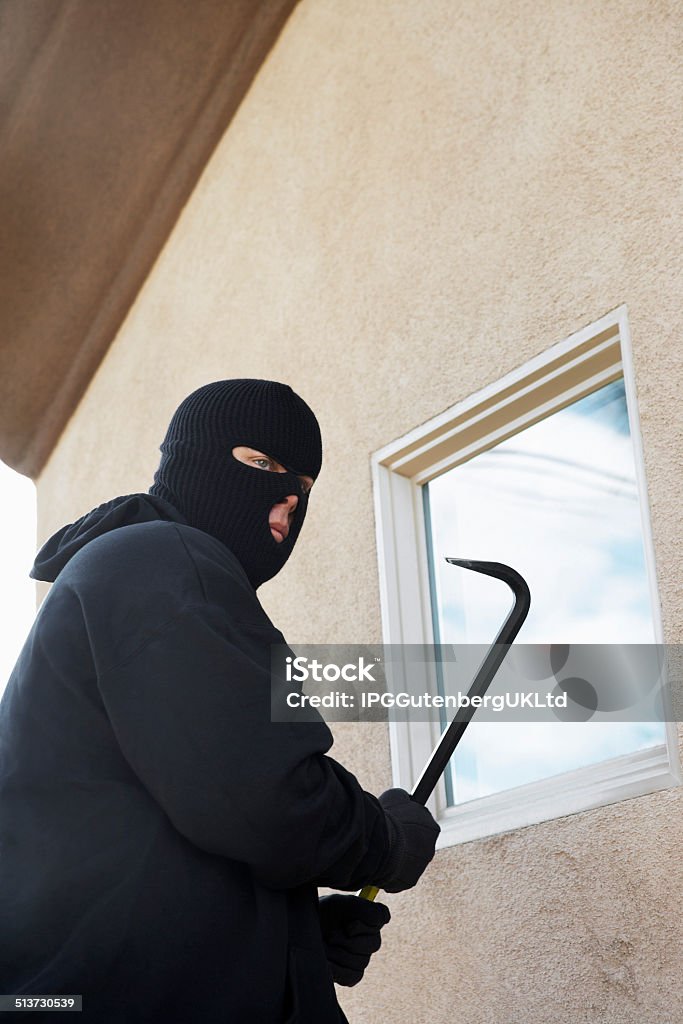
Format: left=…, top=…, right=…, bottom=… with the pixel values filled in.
left=375, top=788, right=440, bottom=893
left=318, top=894, right=391, bottom=987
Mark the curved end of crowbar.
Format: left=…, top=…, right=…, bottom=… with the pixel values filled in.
left=445, top=558, right=530, bottom=618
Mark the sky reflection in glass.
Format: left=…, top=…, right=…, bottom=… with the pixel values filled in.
left=424, top=378, right=664, bottom=804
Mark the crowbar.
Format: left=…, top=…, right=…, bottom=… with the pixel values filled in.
left=359, top=558, right=531, bottom=901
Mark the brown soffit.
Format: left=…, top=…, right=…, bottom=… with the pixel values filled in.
left=0, top=0, right=299, bottom=479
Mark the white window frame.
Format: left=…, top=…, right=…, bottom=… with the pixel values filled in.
left=372, top=305, right=681, bottom=847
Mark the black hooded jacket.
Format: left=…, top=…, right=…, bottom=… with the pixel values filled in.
left=0, top=495, right=390, bottom=1022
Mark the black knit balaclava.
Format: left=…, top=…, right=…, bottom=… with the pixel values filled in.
left=149, top=379, right=322, bottom=588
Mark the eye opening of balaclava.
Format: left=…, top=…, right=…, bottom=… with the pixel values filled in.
left=149, top=379, right=322, bottom=588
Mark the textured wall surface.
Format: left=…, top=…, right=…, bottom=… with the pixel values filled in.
left=37, top=2, right=683, bottom=1021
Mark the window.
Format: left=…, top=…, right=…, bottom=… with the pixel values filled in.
left=372, top=307, right=679, bottom=845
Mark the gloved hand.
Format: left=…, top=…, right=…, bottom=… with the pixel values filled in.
left=318, top=894, right=391, bottom=987
left=375, top=788, right=440, bottom=893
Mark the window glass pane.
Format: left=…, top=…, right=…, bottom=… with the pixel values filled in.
left=424, top=378, right=664, bottom=804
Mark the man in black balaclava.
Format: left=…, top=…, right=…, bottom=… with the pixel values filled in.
left=0, top=379, right=440, bottom=1024
left=149, top=378, right=322, bottom=588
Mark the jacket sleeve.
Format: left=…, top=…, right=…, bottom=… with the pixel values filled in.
left=96, top=602, right=390, bottom=891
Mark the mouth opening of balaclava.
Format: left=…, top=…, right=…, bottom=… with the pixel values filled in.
left=148, top=379, right=322, bottom=588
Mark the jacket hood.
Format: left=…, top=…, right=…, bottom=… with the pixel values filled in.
left=30, top=493, right=187, bottom=583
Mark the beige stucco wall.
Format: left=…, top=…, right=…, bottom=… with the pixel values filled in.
left=37, top=1, right=682, bottom=1021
